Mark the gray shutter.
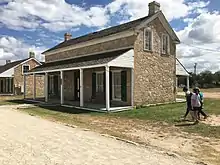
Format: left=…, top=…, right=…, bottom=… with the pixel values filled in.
left=121, top=71, right=127, bottom=102
left=92, top=73, right=96, bottom=98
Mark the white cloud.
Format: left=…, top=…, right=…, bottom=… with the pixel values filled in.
left=0, top=0, right=210, bottom=32
left=0, top=36, right=46, bottom=64
left=106, top=0, right=209, bottom=21
left=177, top=11, right=220, bottom=73
left=0, top=0, right=109, bottom=32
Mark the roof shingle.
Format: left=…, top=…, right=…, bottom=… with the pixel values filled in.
left=31, top=49, right=132, bottom=72
left=43, top=15, right=152, bottom=54
left=0, top=59, right=28, bottom=74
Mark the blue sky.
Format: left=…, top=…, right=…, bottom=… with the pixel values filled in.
left=0, top=0, right=220, bottom=72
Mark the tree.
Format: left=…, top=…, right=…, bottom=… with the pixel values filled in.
left=198, top=70, right=214, bottom=88
left=214, top=71, right=220, bottom=86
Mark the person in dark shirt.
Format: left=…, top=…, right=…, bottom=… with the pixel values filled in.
left=182, top=87, right=193, bottom=120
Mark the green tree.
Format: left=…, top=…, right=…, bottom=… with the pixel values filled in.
left=198, top=70, right=214, bottom=88
left=214, top=71, right=220, bottom=86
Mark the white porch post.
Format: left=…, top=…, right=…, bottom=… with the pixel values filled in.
left=44, top=73, right=48, bottom=102
left=105, top=66, right=110, bottom=111
left=187, top=76, right=190, bottom=90
left=80, top=69, right=84, bottom=107
left=131, top=68, right=134, bottom=107
left=23, top=74, right=26, bottom=99
left=33, top=73, right=36, bottom=100
left=60, top=71, right=64, bottom=105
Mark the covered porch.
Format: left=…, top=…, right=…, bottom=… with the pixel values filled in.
left=24, top=49, right=134, bottom=112
left=176, top=58, right=190, bottom=90
left=0, top=77, right=14, bottom=95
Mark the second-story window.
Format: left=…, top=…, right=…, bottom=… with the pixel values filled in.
left=144, top=28, right=153, bottom=51
left=22, top=65, right=30, bottom=74
left=162, top=34, right=169, bottom=54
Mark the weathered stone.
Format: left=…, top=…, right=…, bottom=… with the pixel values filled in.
left=133, top=18, right=176, bottom=105
left=14, top=59, right=44, bottom=97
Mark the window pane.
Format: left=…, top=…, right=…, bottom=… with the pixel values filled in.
left=144, top=30, right=152, bottom=50
left=23, top=66, right=30, bottom=73
left=162, top=35, right=169, bottom=54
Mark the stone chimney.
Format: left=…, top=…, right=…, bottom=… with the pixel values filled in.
left=64, top=33, right=72, bottom=41
left=29, top=51, right=35, bottom=58
left=6, top=60, right=11, bottom=64
left=148, top=1, right=160, bottom=16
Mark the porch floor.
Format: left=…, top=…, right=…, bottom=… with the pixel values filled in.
left=24, top=97, right=133, bottom=112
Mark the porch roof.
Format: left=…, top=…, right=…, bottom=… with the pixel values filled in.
left=176, top=58, right=190, bottom=76
left=29, top=48, right=132, bottom=73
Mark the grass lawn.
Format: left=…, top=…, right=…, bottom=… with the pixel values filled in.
left=108, top=99, right=220, bottom=137
left=12, top=98, right=220, bottom=138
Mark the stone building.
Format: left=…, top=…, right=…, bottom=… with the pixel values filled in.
left=26, top=1, right=180, bottom=111
left=0, top=54, right=44, bottom=96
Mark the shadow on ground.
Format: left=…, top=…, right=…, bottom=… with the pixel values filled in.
left=6, top=99, right=95, bottom=114
left=175, top=123, right=196, bottom=127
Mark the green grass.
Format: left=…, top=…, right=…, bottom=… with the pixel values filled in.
left=109, top=103, right=185, bottom=123
left=107, top=99, right=220, bottom=137
left=109, top=99, right=220, bottom=121
left=4, top=97, right=220, bottom=138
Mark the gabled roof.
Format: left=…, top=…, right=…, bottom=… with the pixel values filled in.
left=43, top=15, right=152, bottom=54
left=0, top=58, right=43, bottom=75
left=0, top=59, right=27, bottom=74
left=43, top=11, right=180, bottom=55
left=176, top=58, right=190, bottom=76
left=30, top=48, right=132, bottom=73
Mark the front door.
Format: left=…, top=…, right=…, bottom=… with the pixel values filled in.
left=74, top=71, right=80, bottom=101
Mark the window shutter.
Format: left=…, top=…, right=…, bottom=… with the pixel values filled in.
left=92, top=73, right=96, bottom=98
left=103, top=72, right=106, bottom=100
left=54, top=75, right=59, bottom=96
left=121, top=71, right=127, bottom=102
left=109, top=71, right=112, bottom=100
left=48, top=76, right=51, bottom=94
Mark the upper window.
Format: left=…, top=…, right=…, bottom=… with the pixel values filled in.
left=22, top=65, right=30, bottom=74
left=96, top=72, right=104, bottom=93
left=144, top=28, right=153, bottom=51
left=162, top=34, right=169, bottom=54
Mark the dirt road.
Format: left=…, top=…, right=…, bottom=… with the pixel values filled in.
left=178, top=92, right=220, bottom=99
left=0, top=105, right=196, bottom=165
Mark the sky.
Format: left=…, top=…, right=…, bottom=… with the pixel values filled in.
left=0, top=0, right=220, bottom=73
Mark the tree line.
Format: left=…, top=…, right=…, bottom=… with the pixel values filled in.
left=178, top=70, right=220, bottom=88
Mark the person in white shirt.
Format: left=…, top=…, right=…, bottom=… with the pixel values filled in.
left=191, top=88, right=201, bottom=124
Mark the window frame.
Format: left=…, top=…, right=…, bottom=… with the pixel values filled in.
left=96, top=71, right=104, bottom=93
left=22, top=64, right=30, bottom=74
left=161, top=33, right=170, bottom=55
left=143, top=28, right=153, bottom=51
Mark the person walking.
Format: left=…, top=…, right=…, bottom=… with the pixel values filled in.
left=191, top=88, right=201, bottom=124
left=182, top=87, right=192, bottom=120
left=196, top=88, right=208, bottom=120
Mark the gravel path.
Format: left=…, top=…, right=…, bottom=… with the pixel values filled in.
left=0, top=106, right=196, bottom=165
